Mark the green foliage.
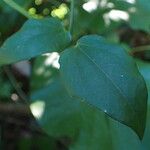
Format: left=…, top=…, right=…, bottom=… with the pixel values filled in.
left=0, top=0, right=150, bottom=149
left=31, top=65, right=146, bottom=149
left=18, top=136, right=57, bottom=150
left=59, top=35, right=147, bottom=139
left=129, top=0, right=150, bottom=32
left=0, top=18, right=71, bottom=65
left=31, top=55, right=59, bottom=91
left=0, top=0, right=31, bottom=38
left=31, top=75, right=82, bottom=138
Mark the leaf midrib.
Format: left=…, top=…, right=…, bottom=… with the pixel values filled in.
left=77, top=45, right=137, bottom=119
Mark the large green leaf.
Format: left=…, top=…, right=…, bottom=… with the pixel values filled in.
left=59, top=35, right=147, bottom=139
left=30, top=57, right=148, bottom=149
left=30, top=56, right=81, bottom=138
left=31, top=75, right=146, bottom=150
left=0, top=18, right=71, bottom=65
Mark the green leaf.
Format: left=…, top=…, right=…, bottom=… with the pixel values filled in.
left=30, top=57, right=149, bottom=149
left=137, top=0, right=150, bottom=12
left=70, top=109, right=145, bottom=150
left=31, top=76, right=82, bottom=138
left=0, top=18, right=71, bottom=66
left=136, top=60, right=150, bottom=149
left=129, top=0, right=150, bottom=32
left=136, top=60, right=150, bottom=104
left=59, top=35, right=147, bottom=139
left=31, top=75, right=146, bottom=150
left=142, top=105, right=150, bottom=150
left=30, top=56, right=81, bottom=138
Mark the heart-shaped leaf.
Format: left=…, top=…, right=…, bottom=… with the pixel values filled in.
left=59, top=35, right=147, bottom=139
left=0, top=18, right=71, bottom=66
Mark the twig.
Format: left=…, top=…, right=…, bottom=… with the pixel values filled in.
left=69, top=0, right=75, bottom=35
left=0, top=102, right=30, bottom=116
left=130, top=45, right=150, bottom=55
left=3, top=0, right=32, bottom=19
left=3, top=66, right=28, bottom=104
left=0, top=103, right=46, bottom=136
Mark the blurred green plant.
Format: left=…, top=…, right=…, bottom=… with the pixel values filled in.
left=0, top=0, right=150, bottom=150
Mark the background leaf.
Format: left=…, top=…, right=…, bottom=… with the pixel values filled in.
left=129, top=0, right=150, bottom=32
left=0, top=18, right=71, bottom=66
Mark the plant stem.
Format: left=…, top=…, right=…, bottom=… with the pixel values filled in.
left=132, top=45, right=150, bottom=53
left=4, top=67, right=28, bottom=104
left=3, top=0, right=32, bottom=19
left=69, top=0, right=75, bottom=35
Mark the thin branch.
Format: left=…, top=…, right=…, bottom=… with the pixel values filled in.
left=131, top=45, right=150, bottom=54
left=3, top=66, right=28, bottom=104
left=69, top=0, right=75, bottom=35
left=3, top=0, right=32, bottom=19
left=0, top=103, right=46, bottom=136
left=0, top=102, right=30, bottom=116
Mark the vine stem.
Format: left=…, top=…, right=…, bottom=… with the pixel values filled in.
left=3, top=67, right=28, bottom=104
left=69, top=0, right=75, bottom=35
left=3, top=0, right=32, bottom=19
left=132, top=45, right=150, bottom=53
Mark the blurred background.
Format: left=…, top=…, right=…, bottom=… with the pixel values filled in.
left=0, top=0, right=150, bottom=149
